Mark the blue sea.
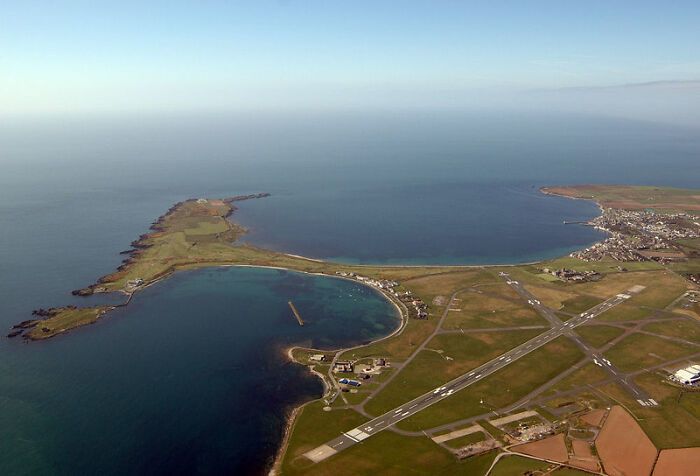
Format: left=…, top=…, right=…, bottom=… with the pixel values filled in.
left=1, top=111, right=699, bottom=474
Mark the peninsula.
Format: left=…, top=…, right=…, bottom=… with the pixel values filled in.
left=9, top=185, right=700, bottom=476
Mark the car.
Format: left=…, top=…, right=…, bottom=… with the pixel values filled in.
left=594, top=359, right=602, bottom=367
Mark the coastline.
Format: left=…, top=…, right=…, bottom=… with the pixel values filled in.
left=270, top=282, right=408, bottom=476
left=9, top=185, right=621, bottom=472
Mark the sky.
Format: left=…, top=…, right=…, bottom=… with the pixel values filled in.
left=1, top=1, right=699, bottom=123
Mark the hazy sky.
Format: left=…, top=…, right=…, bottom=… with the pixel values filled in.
left=2, top=1, right=699, bottom=121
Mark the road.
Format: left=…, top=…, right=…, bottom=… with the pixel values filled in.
left=303, top=273, right=651, bottom=463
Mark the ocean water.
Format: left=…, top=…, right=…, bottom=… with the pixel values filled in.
left=1, top=111, right=699, bottom=474
left=0, top=267, right=399, bottom=475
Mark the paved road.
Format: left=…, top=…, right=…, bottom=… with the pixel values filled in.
left=303, top=273, right=652, bottom=463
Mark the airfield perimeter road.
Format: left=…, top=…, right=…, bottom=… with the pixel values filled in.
left=303, top=272, right=650, bottom=463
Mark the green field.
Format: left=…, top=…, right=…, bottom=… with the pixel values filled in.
left=604, top=333, right=699, bottom=372
left=543, top=363, right=610, bottom=395
left=642, top=319, right=700, bottom=344
left=364, top=329, right=544, bottom=416
left=396, top=337, right=584, bottom=431
left=442, top=291, right=547, bottom=329
left=575, top=324, right=626, bottom=348
left=283, top=428, right=496, bottom=476
left=24, top=306, right=112, bottom=340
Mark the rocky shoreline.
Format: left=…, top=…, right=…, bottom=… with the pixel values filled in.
left=8, top=193, right=271, bottom=339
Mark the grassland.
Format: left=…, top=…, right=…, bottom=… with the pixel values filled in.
left=441, top=291, right=547, bottom=330
left=282, top=427, right=494, bottom=476
left=542, top=363, right=610, bottom=396
left=574, top=325, right=626, bottom=348
left=541, top=184, right=700, bottom=214
left=23, top=307, right=113, bottom=340
left=604, top=333, right=699, bottom=372
left=364, top=329, right=544, bottom=416
left=395, top=337, right=584, bottom=431
left=642, top=319, right=700, bottom=344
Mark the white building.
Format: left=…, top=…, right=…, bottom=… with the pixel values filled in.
left=674, top=365, right=700, bottom=385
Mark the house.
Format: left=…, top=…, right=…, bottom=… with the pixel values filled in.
left=333, top=361, right=354, bottom=373
left=309, top=354, right=325, bottom=362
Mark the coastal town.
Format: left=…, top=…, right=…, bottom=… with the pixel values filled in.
left=570, top=207, right=700, bottom=262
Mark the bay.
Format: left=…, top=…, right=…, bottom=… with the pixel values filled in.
left=1, top=110, right=699, bottom=474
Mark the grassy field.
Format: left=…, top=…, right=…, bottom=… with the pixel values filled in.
left=594, top=303, right=656, bottom=322
left=542, top=363, right=610, bottom=396
left=476, top=283, right=526, bottom=301
left=523, top=270, right=689, bottom=311
left=441, top=291, right=547, bottom=330
left=24, top=306, right=113, bottom=339
left=283, top=428, right=496, bottom=476
left=400, top=269, right=500, bottom=309
left=281, top=401, right=368, bottom=473
left=541, top=185, right=700, bottom=214
left=395, top=337, right=584, bottom=431
left=574, top=324, right=626, bottom=348
left=604, top=333, right=699, bottom=372
left=364, top=329, right=544, bottom=416
left=523, top=284, right=586, bottom=311
left=642, top=320, right=700, bottom=344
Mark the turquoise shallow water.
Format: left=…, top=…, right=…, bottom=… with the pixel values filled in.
left=0, top=267, right=399, bottom=475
